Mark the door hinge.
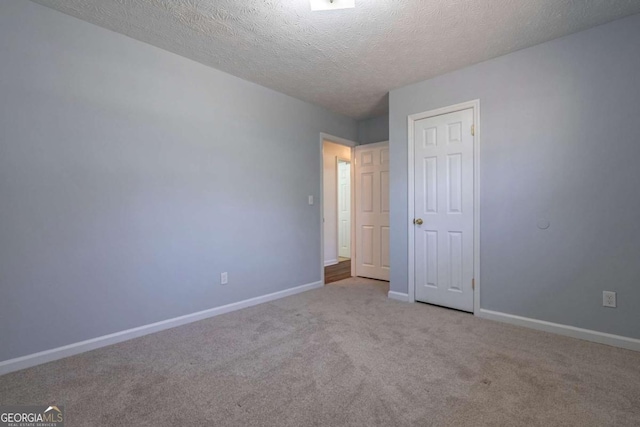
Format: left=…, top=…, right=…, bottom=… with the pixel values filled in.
left=472, top=278, right=475, bottom=290
left=471, top=124, right=475, bottom=136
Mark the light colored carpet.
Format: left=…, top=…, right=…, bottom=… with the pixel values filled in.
left=1, top=277, right=639, bottom=426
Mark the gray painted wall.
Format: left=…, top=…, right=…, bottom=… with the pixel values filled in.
left=0, top=0, right=357, bottom=362
left=390, top=14, right=640, bottom=339
left=357, top=115, right=389, bottom=145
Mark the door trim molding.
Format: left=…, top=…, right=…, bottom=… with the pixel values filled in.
left=320, top=133, right=357, bottom=282
left=407, top=100, right=480, bottom=312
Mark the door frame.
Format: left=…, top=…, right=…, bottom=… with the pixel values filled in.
left=319, top=133, right=357, bottom=283
left=407, top=100, right=481, bottom=313
left=336, top=156, right=352, bottom=260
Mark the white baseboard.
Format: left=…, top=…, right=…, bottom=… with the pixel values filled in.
left=388, top=291, right=410, bottom=302
left=0, top=280, right=323, bottom=376
left=477, top=309, right=640, bottom=352
left=324, top=259, right=338, bottom=267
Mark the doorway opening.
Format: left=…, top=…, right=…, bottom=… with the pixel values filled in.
left=321, top=137, right=355, bottom=284
left=319, top=134, right=390, bottom=286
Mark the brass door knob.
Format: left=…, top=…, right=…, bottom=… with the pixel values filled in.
left=414, top=218, right=423, bottom=225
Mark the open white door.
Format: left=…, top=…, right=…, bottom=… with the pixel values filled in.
left=413, top=108, right=474, bottom=312
left=355, top=142, right=390, bottom=281
left=337, top=159, right=351, bottom=259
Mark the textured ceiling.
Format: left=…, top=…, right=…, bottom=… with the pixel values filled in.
left=29, top=0, right=640, bottom=119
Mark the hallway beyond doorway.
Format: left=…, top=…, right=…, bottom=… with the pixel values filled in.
left=325, top=258, right=351, bottom=284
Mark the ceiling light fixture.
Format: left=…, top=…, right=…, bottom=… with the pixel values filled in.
left=310, top=0, right=355, bottom=11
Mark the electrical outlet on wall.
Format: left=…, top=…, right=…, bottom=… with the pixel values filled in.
left=603, top=291, right=616, bottom=308
left=221, top=272, right=228, bottom=285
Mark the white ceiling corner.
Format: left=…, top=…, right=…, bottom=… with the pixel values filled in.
left=28, top=0, right=640, bottom=119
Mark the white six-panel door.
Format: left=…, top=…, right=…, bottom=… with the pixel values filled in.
left=414, top=109, right=474, bottom=312
left=338, top=159, right=351, bottom=259
left=355, top=142, right=390, bottom=281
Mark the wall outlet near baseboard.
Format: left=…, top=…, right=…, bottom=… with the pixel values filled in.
left=221, top=272, right=228, bottom=285
left=603, top=291, right=616, bottom=308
